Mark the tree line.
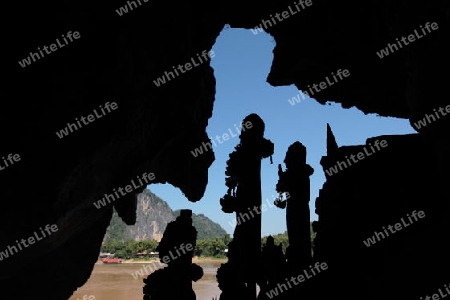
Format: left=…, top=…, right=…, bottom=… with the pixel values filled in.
left=100, top=231, right=316, bottom=259
left=100, top=235, right=232, bottom=259
left=100, top=232, right=299, bottom=259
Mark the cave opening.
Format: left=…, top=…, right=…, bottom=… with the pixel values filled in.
left=70, top=27, right=418, bottom=300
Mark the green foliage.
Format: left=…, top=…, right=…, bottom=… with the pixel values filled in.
left=105, top=189, right=317, bottom=259
left=194, top=234, right=230, bottom=258
left=100, top=238, right=159, bottom=259
left=102, top=224, right=316, bottom=259
left=261, top=224, right=316, bottom=253
left=101, top=235, right=230, bottom=259
left=104, top=211, right=127, bottom=241
left=173, top=210, right=228, bottom=240
left=261, top=231, right=289, bottom=252
left=105, top=200, right=228, bottom=244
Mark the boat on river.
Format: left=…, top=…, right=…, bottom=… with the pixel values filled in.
left=101, top=257, right=122, bottom=264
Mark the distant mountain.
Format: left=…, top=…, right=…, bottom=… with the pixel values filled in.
left=104, top=189, right=227, bottom=241
left=174, top=210, right=227, bottom=240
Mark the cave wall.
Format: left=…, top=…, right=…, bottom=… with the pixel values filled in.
left=316, top=133, right=448, bottom=299
left=2, top=0, right=449, bottom=299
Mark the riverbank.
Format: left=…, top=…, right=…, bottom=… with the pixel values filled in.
left=96, top=256, right=227, bottom=264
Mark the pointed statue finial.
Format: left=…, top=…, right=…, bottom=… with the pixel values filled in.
left=326, top=123, right=338, bottom=155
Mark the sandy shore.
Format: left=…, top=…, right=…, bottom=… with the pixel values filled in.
left=193, top=257, right=227, bottom=264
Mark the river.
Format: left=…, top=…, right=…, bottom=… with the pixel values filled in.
left=68, top=260, right=223, bottom=300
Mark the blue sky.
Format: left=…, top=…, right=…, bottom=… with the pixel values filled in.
left=149, top=28, right=416, bottom=237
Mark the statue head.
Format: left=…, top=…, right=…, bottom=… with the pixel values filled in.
left=239, top=113, right=265, bottom=142
left=284, top=141, right=306, bottom=167
left=179, top=209, right=192, bottom=220
left=266, top=235, right=275, bottom=246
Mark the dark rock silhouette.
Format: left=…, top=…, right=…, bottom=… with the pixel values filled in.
left=143, top=209, right=202, bottom=300
left=216, top=241, right=247, bottom=300
left=258, top=236, right=286, bottom=290
left=315, top=125, right=448, bottom=300
left=311, top=220, right=321, bottom=259
left=276, top=141, right=314, bottom=271
left=219, top=113, right=274, bottom=299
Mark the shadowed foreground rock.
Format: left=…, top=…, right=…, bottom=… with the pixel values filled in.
left=143, top=209, right=203, bottom=300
